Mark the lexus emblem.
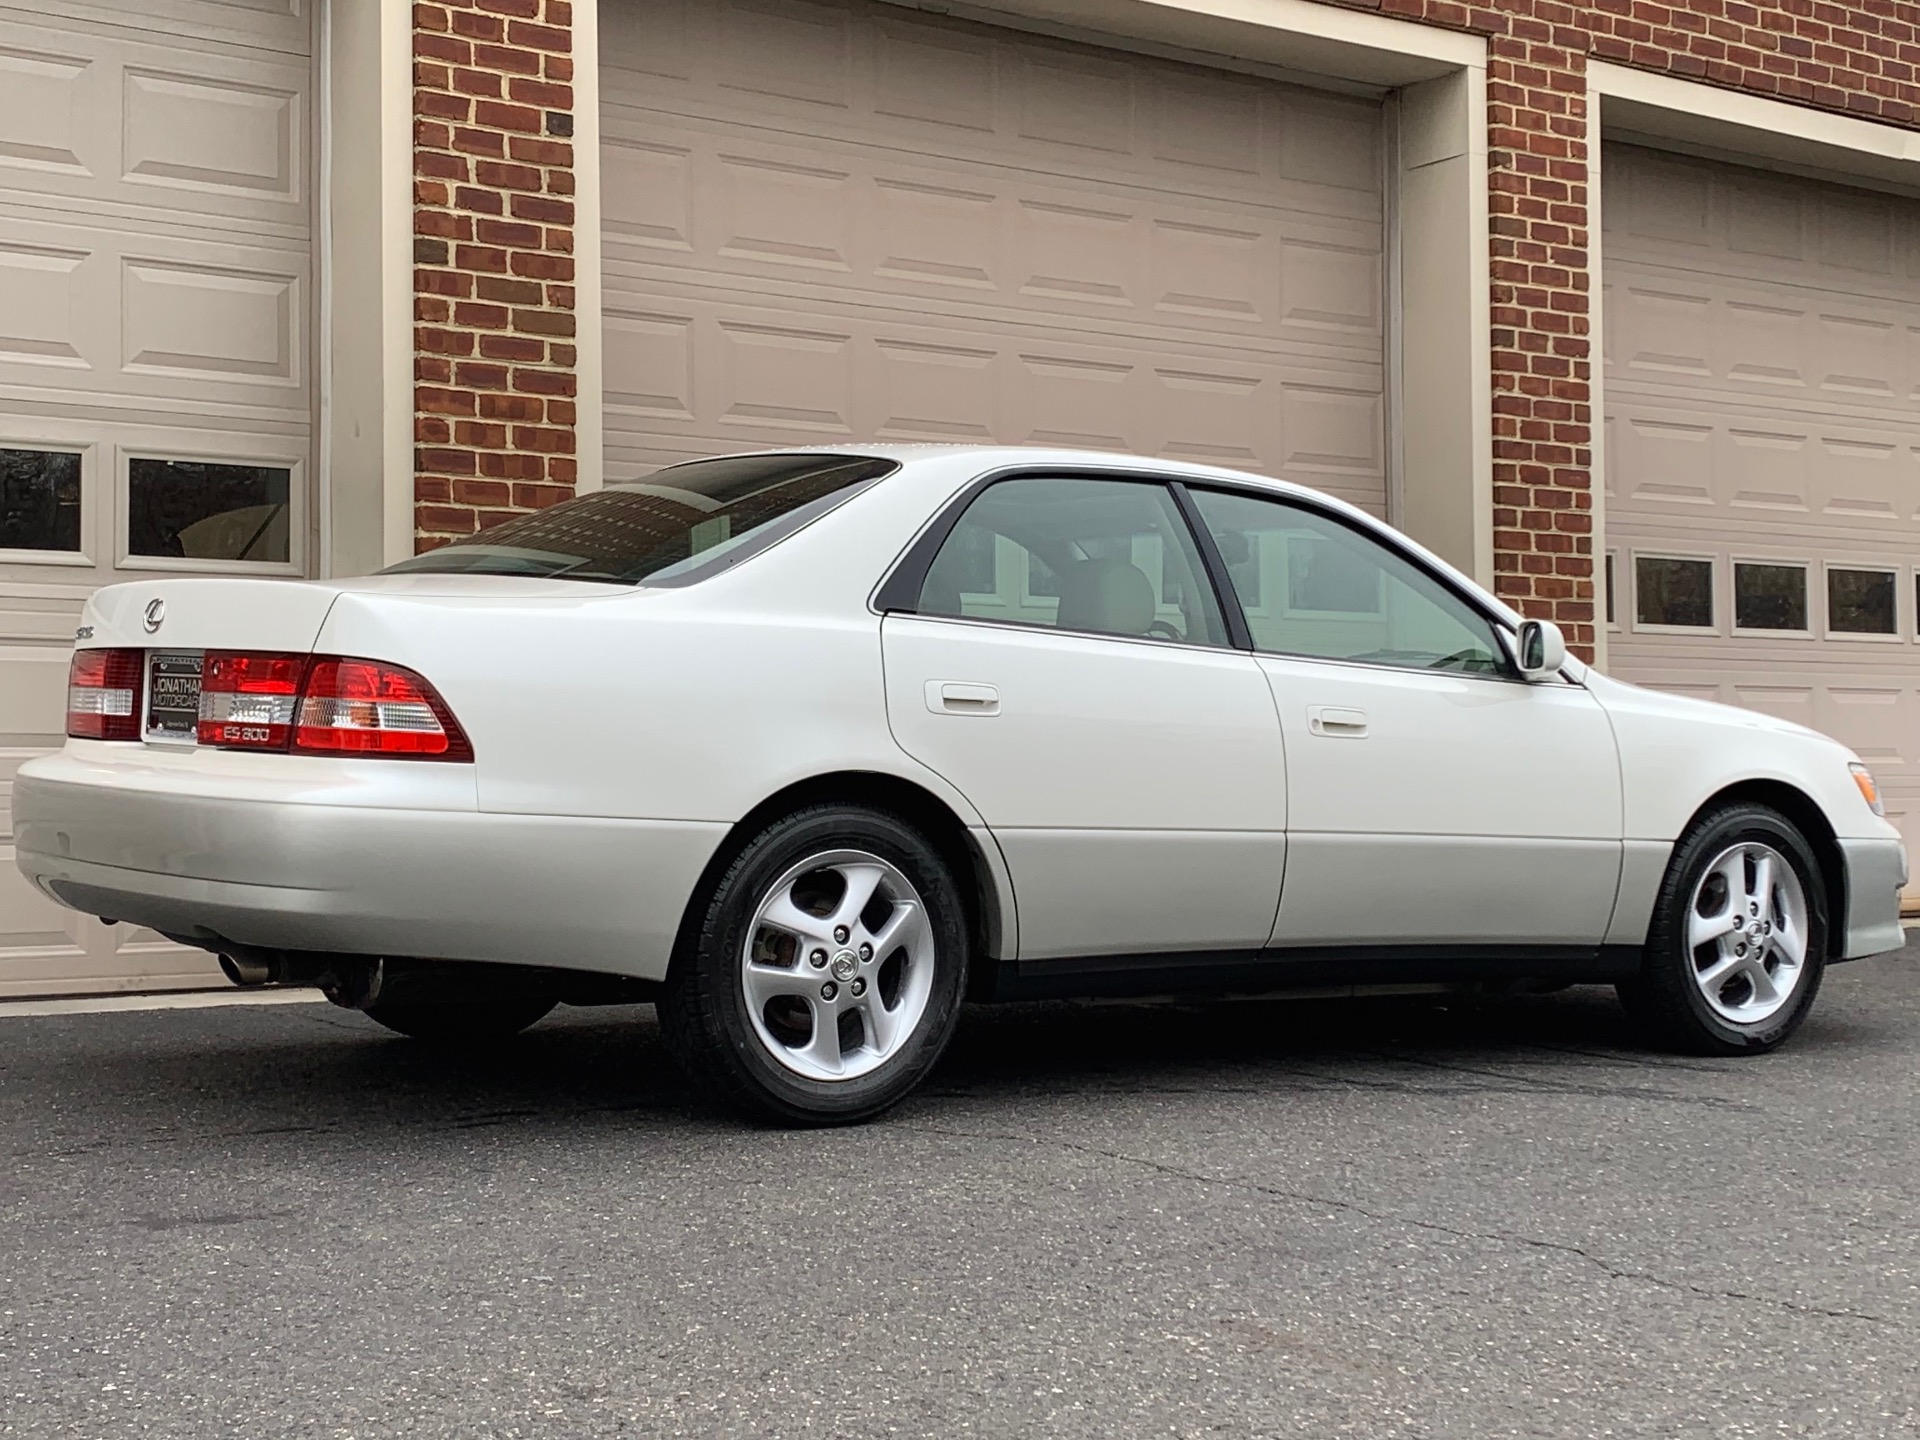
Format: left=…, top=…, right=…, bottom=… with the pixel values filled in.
left=142, top=598, right=165, bottom=633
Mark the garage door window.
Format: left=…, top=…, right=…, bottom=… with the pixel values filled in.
left=1733, top=562, right=1808, bottom=633
left=916, top=478, right=1228, bottom=647
left=0, top=448, right=81, bottom=554
left=1635, top=555, right=1714, bottom=631
left=127, top=459, right=291, bottom=565
left=1828, top=567, right=1898, bottom=637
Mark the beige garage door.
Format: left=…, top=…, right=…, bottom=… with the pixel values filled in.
left=0, top=0, right=314, bottom=995
left=600, top=0, right=1387, bottom=511
left=1605, top=143, right=1920, bottom=877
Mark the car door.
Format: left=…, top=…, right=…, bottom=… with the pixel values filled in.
left=881, top=474, right=1287, bottom=960
left=1184, top=486, right=1624, bottom=948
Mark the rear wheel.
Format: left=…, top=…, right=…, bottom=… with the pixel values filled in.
left=1618, top=804, right=1827, bottom=1054
left=363, top=997, right=556, bottom=1043
left=659, top=805, right=969, bottom=1125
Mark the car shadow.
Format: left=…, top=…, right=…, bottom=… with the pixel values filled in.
left=19, top=970, right=1906, bottom=1145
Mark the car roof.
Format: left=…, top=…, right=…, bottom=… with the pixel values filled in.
left=642, top=442, right=1328, bottom=500
left=626, top=444, right=1528, bottom=633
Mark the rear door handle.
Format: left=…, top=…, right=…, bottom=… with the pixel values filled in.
left=927, top=680, right=1000, bottom=716
left=1307, top=705, right=1368, bottom=737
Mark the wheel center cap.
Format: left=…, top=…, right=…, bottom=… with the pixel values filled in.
left=830, top=950, right=859, bottom=981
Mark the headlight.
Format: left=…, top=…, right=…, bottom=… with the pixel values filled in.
left=1850, top=762, right=1885, bottom=816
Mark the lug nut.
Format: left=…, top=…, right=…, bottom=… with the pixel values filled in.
left=833, top=925, right=850, bottom=944
left=809, top=949, right=828, bottom=969
left=820, top=981, right=838, bottom=1002
left=1735, top=942, right=1747, bottom=956
left=850, top=977, right=866, bottom=998
left=858, top=943, right=873, bottom=962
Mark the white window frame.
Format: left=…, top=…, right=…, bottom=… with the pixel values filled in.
left=1822, top=560, right=1903, bottom=643
left=1730, top=555, right=1815, bottom=639
left=114, top=445, right=306, bottom=578
left=1629, top=549, right=1719, bottom=635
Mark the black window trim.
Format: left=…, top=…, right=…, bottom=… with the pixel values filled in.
left=874, top=464, right=1528, bottom=681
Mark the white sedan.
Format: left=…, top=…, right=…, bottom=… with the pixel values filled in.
left=14, top=447, right=1908, bottom=1123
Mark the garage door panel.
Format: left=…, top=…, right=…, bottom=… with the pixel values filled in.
left=602, top=284, right=1383, bottom=504
left=603, top=0, right=1382, bottom=221
left=603, top=114, right=1383, bottom=358
left=33, top=0, right=309, bottom=56
left=1608, top=395, right=1920, bottom=533
left=0, top=214, right=308, bottom=411
left=0, top=13, right=309, bottom=228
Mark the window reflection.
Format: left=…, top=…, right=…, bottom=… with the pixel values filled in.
left=127, top=459, right=290, bottom=563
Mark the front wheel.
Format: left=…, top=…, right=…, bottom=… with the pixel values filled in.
left=659, top=805, right=970, bottom=1125
left=1617, top=804, right=1828, bottom=1055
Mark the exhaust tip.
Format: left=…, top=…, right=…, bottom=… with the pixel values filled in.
left=219, top=952, right=273, bottom=988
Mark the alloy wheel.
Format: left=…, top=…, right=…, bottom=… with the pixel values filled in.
left=1686, top=841, right=1808, bottom=1025
left=740, top=849, right=936, bottom=1081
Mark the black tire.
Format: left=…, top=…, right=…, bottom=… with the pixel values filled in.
left=658, top=804, right=970, bottom=1125
left=1617, top=803, right=1828, bottom=1055
left=363, top=997, right=557, bottom=1043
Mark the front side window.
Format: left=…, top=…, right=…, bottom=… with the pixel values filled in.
left=1188, top=488, right=1507, bottom=675
left=385, top=453, right=895, bottom=586
left=915, top=477, right=1227, bottom=647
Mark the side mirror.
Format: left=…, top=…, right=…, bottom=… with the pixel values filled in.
left=1515, top=619, right=1567, bottom=681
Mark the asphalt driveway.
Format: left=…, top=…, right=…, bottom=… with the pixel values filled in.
left=3, top=943, right=1917, bottom=1438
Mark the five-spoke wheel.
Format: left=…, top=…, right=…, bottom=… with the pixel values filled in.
left=742, top=850, right=936, bottom=1081
left=1619, top=803, right=1827, bottom=1054
left=1683, top=841, right=1809, bottom=1025
left=658, top=804, right=969, bottom=1124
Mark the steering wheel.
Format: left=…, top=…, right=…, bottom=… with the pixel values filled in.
left=1146, top=620, right=1185, bottom=641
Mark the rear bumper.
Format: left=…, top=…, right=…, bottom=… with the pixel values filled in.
left=1838, top=836, right=1907, bottom=961
left=13, top=759, right=725, bottom=981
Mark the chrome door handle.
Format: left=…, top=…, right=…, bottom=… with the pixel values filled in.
left=1307, top=705, right=1367, bottom=737
left=927, top=680, right=1000, bottom=716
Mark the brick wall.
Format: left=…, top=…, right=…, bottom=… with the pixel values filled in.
left=1344, top=0, right=1920, bottom=657
left=411, top=0, right=578, bottom=552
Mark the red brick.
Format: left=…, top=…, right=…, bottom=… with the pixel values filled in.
left=417, top=505, right=479, bottom=534
left=452, top=479, right=513, bottom=507
left=474, top=99, right=544, bottom=133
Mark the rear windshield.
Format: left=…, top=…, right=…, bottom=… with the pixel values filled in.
left=383, top=454, right=897, bottom=586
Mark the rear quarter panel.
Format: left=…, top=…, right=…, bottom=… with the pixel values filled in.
left=310, top=466, right=989, bottom=830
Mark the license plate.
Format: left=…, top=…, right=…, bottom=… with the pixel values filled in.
left=146, top=651, right=203, bottom=742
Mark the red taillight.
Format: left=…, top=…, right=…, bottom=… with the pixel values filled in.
left=198, top=651, right=308, bottom=750
left=292, top=657, right=472, bottom=761
left=67, top=649, right=143, bottom=740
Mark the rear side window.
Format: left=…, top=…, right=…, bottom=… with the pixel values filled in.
left=383, top=454, right=896, bottom=586
left=914, top=476, right=1229, bottom=647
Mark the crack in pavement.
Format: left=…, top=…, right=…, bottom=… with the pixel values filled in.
left=1336, top=1048, right=1762, bottom=1111
left=910, top=1120, right=1892, bottom=1328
